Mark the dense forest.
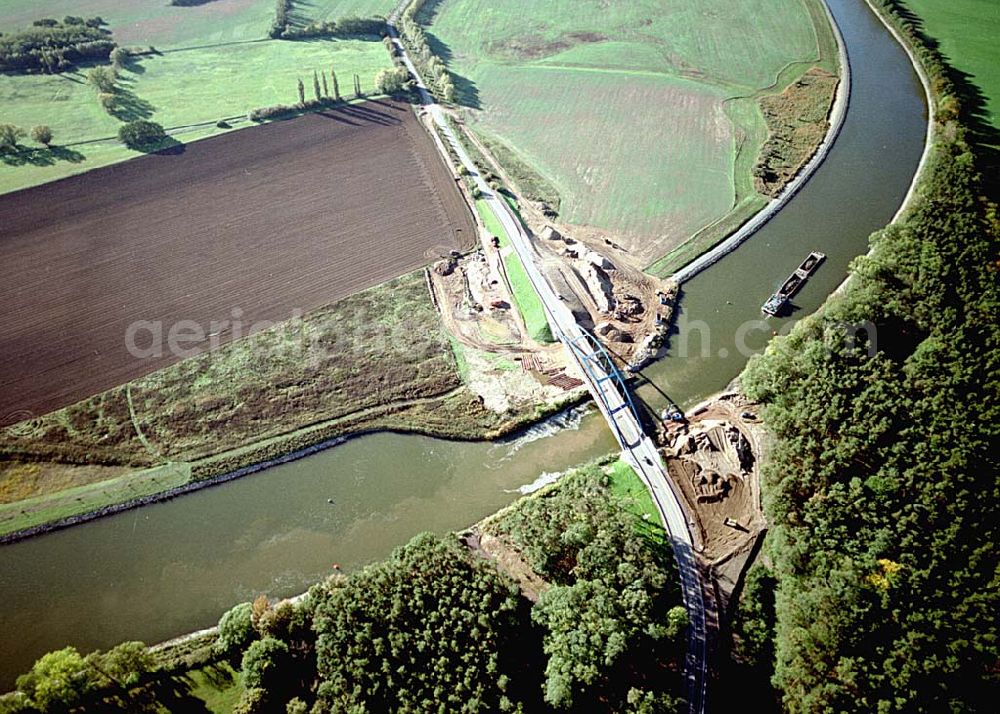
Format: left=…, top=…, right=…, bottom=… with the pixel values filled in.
left=0, top=18, right=115, bottom=73
left=733, top=0, right=1000, bottom=711
left=0, top=463, right=688, bottom=713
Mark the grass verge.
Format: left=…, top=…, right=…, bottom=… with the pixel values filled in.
left=606, top=458, right=668, bottom=546
left=474, top=198, right=554, bottom=343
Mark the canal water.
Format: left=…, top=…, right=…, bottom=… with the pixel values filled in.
left=0, top=0, right=928, bottom=688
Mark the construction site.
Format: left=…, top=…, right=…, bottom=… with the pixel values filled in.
left=657, top=392, right=767, bottom=615
left=423, top=104, right=680, bottom=409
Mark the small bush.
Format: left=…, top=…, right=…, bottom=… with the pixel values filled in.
left=0, top=124, right=26, bottom=150
left=375, top=67, right=412, bottom=96
left=118, top=119, right=166, bottom=148
left=248, top=104, right=296, bottom=122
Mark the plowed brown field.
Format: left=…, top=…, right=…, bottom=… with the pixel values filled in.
left=0, top=99, right=474, bottom=420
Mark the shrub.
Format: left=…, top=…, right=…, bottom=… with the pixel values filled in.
left=30, top=124, right=53, bottom=146
left=233, top=687, right=268, bottom=714
left=86, top=65, right=117, bottom=93
left=248, top=104, right=297, bottom=122
left=0, top=124, right=26, bottom=150
left=109, top=46, right=128, bottom=68
left=118, top=120, right=166, bottom=148
left=375, top=67, right=411, bottom=96
left=0, top=18, right=115, bottom=73
left=241, top=637, right=291, bottom=691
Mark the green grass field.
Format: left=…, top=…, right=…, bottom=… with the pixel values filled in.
left=0, top=38, right=391, bottom=194
left=0, top=0, right=395, bottom=49
left=901, top=0, right=1000, bottom=129
left=428, top=0, right=837, bottom=269
left=185, top=662, right=246, bottom=713
left=0, top=0, right=275, bottom=49
left=0, top=1, right=395, bottom=194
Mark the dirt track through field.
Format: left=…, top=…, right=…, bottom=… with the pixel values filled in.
left=0, top=99, right=474, bottom=420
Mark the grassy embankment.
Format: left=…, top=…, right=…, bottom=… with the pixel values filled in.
left=0, top=272, right=566, bottom=539
left=0, top=0, right=395, bottom=194
left=474, top=197, right=554, bottom=343
left=426, top=0, right=839, bottom=272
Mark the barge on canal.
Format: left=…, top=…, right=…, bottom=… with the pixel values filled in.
left=762, top=251, right=826, bottom=316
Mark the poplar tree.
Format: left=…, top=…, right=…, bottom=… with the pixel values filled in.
left=331, top=66, right=340, bottom=100
left=353, top=74, right=362, bottom=98
left=322, top=71, right=329, bottom=98
left=313, top=70, right=322, bottom=102
left=297, top=77, right=305, bottom=106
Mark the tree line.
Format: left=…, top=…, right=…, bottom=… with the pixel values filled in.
left=84, top=47, right=128, bottom=114
left=247, top=61, right=412, bottom=123
left=398, top=0, right=457, bottom=103
left=0, top=17, right=115, bottom=73
left=731, top=0, right=1000, bottom=710
left=268, top=0, right=386, bottom=41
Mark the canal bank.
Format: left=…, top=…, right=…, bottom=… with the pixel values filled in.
left=0, top=0, right=930, bottom=689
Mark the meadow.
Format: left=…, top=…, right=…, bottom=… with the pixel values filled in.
left=427, top=0, right=838, bottom=269
left=901, top=0, right=1000, bottom=128
left=0, top=0, right=396, bottom=49
left=0, top=1, right=394, bottom=193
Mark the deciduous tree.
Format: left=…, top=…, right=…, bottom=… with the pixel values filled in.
left=375, top=67, right=410, bottom=96
left=86, top=65, right=116, bottom=93
left=15, top=647, right=97, bottom=712
left=0, top=124, right=26, bottom=150
left=241, top=636, right=291, bottom=691
left=215, top=601, right=256, bottom=657
left=118, top=120, right=166, bottom=148
left=30, top=124, right=53, bottom=145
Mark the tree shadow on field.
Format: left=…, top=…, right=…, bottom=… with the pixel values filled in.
left=317, top=101, right=402, bottom=127
left=141, top=674, right=212, bottom=713
left=0, top=144, right=86, bottom=167
left=890, top=2, right=1000, bottom=199
left=424, top=30, right=481, bottom=110
left=110, top=80, right=156, bottom=122
left=366, top=97, right=408, bottom=114
left=148, top=136, right=186, bottom=156
left=126, top=135, right=185, bottom=156
left=120, top=53, right=147, bottom=74
left=288, top=0, right=316, bottom=29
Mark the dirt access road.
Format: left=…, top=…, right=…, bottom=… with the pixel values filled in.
left=0, top=99, right=474, bottom=420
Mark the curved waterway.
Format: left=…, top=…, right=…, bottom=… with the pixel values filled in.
left=0, top=0, right=928, bottom=688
